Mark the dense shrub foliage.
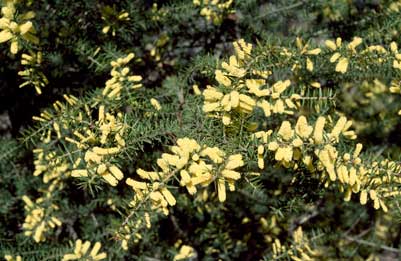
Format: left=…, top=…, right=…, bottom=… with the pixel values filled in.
left=1, top=0, right=401, bottom=260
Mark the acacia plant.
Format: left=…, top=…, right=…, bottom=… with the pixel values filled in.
left=1, top=0, right=401, bottom=260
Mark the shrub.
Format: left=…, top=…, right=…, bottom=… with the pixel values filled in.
left=1, top=0, right=401, bottom=260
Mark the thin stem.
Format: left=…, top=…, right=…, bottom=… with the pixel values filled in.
left=256, top=1, right=306, bottom=19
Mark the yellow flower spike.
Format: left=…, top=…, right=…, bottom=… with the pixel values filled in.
left=19, top=21, right=33, bottom=34
left=348, top=37, right=362, bottom=51
left=272, top=99, right=285, bottom=113
left=275, top=146, right=293, bottom=162
left=310, top=82, right=321, bottom=88
left=257, top=100, right=272, bottom=117
left=258, top=145, right=264, bottom=155
left=160, top=187, right=176, bottom=206
left=268, top=141, right=279, bottom=151
left=246, top=79, right=269, bottom=97
left=221, top=169, right=241, bottom=180
left=22, top=195, right=34, bottom=207
left=252, top=146, right=263, bottom=165
left=316, top=146, right=337, bottom=181
left=360, top=190, right=368, bottom=205
left=79, top=241, right=94, bottom=256
left=217, top=178, right=226, bottom=202
left=150, top=98, right=161, bottom=111
left=349, top=168, right=357, bottom=186
left=369, top=190, right=377, bottom=201
left=203, top=86, right=224, bottom=101
left=221, top=94, right=231, bottom=111
left=126, top=178, right=147, bottom=190
left=0, top=30, right=13, bottom=43
left=179, top=169, right=191, bottom=184
left=277, top=121, right=294, bottom=141
left=10, top=39, right=18, bottom=54
left=239, top=94, right=256, bottom=107
left=84, top=150, right=102, bottom=163
left=230, top=90, right=240, bottom=108
left=272, top=80, right=291, bottom=95
left=292, top=138, right=303, bottom=147
left=353, top=143, right=363, bottom=158
left=233, top=39, right=252, bottom=60
left=373, top=199, right=380, bottom=210
left=225, top=154, right=244, bottom=169
left=344, top=187, right=352, bottom=201
left=98, top=105, right=105, bottom=122
left=89, top=242, right=101, bottom=257
left=144, top=212, right=151, bottom=229
left=53, top=122, right=61, bottom=139
left=203, top=102, right=220, bottom=112
left=335, top=57, right=348, bottom=74
left=329, top=116, right=347, bottom=142
left=313, top=116, right=325, bottom=144
left=174, top=245, right=196, bottom=261
left=325, top=40, right=337, bottom=51
left=306, top=57, right=313, bottom=71
left=390, top=41, right=398, bottom=53
left=109, top=165, right=124, bottom=180
left=222, top=55, right=246, bottom=77
left=72, top=239, right=83, bottom=255
left=295, top=116, right=313, bottom=139
left=192, top=84, right=201, bottom=95
left=71, top=169, right=88, bottom=177
left=200, top=147, right=225, bottom=163
left=329, top=52, right=341, bottom=63
left=51, top=217, right=62, bottom=226
left=115, top=133, right=125, bottom=147
left=92, top=146, right=120, bottom=155
left=339, top=165, right=349, bottom=183
left=215, top=70, right=231, bottom=87
left=380, top=199, right=388, bottom=212
left=101, top=172, right=118, bottom=186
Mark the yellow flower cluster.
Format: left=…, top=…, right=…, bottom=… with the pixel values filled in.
left=69, top=109, right=126, bottom=187
left=193, top=0, right=234, bottom=25
left=21, top=194, right=62, bottom=243
left=253, top=115, right=401, bottom=212
left=0, top=0, right=38, bottom=54
left=150, top=3, right=168, bottom=22
left=18, top=51, right=48, bottom=94
left=32, top=97, right=80, bottom=183
left=272, top=226, right=321, bottom=261
left=325, top=36, right=363, bottom=74
left=259, top=214, right=281, bottom=243
left=118, top=214, right=151, bottom=251
left=32, top=92, right=128, bottom=187
left=102, top=53, right=142, bottom=99
left=25, top=53, right=144, bottom=244
left=101, top=5, right=130, bottom=37
left=253, top=115, right=355, bottom=169
left=203, top=39, right=301, bottom=125
left=174, top=245, right=196, bottom=261
left=389, top=80, right=401, bottom=115
left=62, top=239, right=107, bottom=261
left=126, top=138, right=244, bottom=216
left=150, top=98, right=162, bottom=111
left=389, top=1, right=401, bottom=12
left=4, top=255, right=22, bottom=261
left=294, top=37, right=322, bottom=73
left=389, top=41, right=401, bottom=72
left=33, top=148, right=69, bottom=183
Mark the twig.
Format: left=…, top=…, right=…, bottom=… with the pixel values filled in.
left=256, top=1, right=306, bottom=19
left=344, top=235, right=400, bottom=254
